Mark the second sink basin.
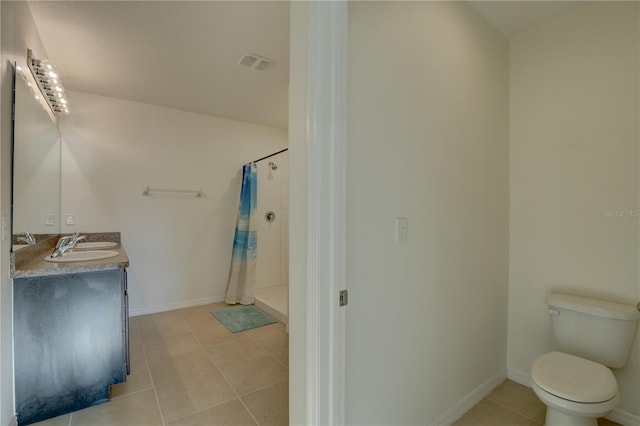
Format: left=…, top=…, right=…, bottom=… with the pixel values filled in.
left=44, top=250, right=120, bottom=263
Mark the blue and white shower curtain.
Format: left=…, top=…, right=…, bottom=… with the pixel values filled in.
left=225, top=163, right=258, bottom=305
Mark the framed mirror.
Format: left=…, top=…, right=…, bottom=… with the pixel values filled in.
left=11, top=63, right=61, bottom=251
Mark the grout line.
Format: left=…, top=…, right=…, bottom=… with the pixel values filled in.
left=112, top=343, right=153, bottom=402
left=187, top=315, right=265, bottom=425
left=241, top=380, right=288, bottom=398
left=166, top=396, right=243, bottom=424
left=487, top=398, right=544, bottom=425
left=110, top=386, right=154, bottom=401
left=271, top=350, right=289, bottom=369
left=244, top=327, right=271, bottom=352
left=244, top=327, right=289, bottom=368
left=138, top=321, right=167, bottom=426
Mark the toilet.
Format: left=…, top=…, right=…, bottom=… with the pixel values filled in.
left=530, top=293, right=639, bottom=426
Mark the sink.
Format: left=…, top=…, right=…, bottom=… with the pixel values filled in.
left=75, top=241, right=118, bottom=250
left=44, top=250, right=120, bottom=263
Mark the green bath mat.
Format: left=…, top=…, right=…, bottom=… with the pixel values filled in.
left=212, top=305, right=277, bottom=333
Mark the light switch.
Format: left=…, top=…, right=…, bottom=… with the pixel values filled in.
left=395, top=217, right=407, bottom=243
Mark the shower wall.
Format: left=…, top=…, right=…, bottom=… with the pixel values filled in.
left=255, top=151, right=289, bottom=289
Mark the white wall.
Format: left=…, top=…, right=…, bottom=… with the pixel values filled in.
left=346, top=2, right=509, bottom=424
left=60, top=91, right=287, bottom=314
left=508, top=2, right=640, bottom=421
left=0, top=2, right=51, bottom=423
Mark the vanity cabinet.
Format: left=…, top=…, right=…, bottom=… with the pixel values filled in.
left=13, top=268, right=129, bottom=426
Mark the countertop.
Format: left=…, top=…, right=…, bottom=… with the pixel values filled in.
left=11, top=233, right=129, bottom=278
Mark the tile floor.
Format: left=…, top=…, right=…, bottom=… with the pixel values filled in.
left=32, top=302, right=288, bottom=426
left=454, top=379, right=621, bottom=426
left=28, top=307, right=623, bottom=426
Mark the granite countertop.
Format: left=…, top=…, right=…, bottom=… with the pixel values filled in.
left=11, top=232, right=130, bottom=278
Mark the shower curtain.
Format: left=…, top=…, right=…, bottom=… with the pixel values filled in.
left=225, top=163, right=258, bottom=305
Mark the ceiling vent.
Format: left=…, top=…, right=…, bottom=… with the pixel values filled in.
left=239, top=53, right=272, bottom=71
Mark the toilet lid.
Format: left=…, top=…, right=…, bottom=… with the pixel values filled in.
left=531, top=352, right=617, bottom=403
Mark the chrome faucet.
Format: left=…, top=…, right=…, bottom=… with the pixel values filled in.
left=16, top=232, right=36, bottom=245
left=51, top=232, right=86, bottom=258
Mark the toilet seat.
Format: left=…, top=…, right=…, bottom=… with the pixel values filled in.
left=531, top=380, right=619, bottom=418
left=531, top=352, right=617, bottom=403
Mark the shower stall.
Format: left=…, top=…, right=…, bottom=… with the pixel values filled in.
left=253, top=149, right=289, bottom=324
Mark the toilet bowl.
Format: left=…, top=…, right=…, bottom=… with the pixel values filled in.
left=531, top=352, right=619, bottom=426
left=529, top=293, right=639, bottom=426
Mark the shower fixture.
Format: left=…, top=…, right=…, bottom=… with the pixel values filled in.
left=268, top=161, right=278, bottom=171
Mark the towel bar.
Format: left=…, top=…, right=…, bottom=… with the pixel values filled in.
left=142, top=187, right=202, bottom=198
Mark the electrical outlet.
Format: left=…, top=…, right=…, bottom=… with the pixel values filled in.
left=66, top=214, right=75, bottom=226
left=45, top=214, right=55, bottom=226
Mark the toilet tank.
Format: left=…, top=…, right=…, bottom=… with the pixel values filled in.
left=547, top=293, right=640, bottom=368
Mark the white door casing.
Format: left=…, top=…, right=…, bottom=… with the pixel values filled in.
left=289, top=1, right=347, bottom=425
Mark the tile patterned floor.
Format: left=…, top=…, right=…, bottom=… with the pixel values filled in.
left=454, top=379, right=622, bottom=426
left=32, top=303, right=288, bottom=426
left=27, top=307, right=623, bottom=426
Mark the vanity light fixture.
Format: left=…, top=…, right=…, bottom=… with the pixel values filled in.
left=26, top=49, right=69, bottom=114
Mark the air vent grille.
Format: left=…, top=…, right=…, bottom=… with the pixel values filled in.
left=239, top=53, right=272, bottom=71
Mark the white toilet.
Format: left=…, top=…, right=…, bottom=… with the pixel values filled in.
left=530, top=293, right=639, bottom=426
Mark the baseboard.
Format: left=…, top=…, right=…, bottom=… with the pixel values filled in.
left=507, top=366, right=530, bottom=387
left=606, top=408, right=640, bottom=426
left=254, top=298, right=288, bottom=325
left=508, top=367, right=640, bottom=426
left=432, top=368, right=507, bottom=426
left=129, top=295, right=226, bottom=317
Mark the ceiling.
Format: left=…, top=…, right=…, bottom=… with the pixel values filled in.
left=27, top=1, right=290, bottom=129
left=468, top=1, right=589, bottom=38
left=28, top=1, right=590, bottom=130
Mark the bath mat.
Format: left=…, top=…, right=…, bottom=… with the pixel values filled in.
left=212, top=305, right=277, bottom=333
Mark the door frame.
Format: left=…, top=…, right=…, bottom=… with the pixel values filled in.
left=289, top=2, right=347, bottom=425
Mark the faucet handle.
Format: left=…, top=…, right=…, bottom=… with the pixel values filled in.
left=55, top=236, right=72, bottom=248
left=17, top=232, right=36, bottom=244
left=72, top=234, right=87, bottom=243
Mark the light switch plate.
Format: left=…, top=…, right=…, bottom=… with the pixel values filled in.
left=395, top=217, right=408, bottom=243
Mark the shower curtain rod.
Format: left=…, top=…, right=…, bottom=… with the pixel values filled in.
left=252, top=148, right=288, bottom=164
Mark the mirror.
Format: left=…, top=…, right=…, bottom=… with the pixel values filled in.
left=11, top=63, right=61, bottom=250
